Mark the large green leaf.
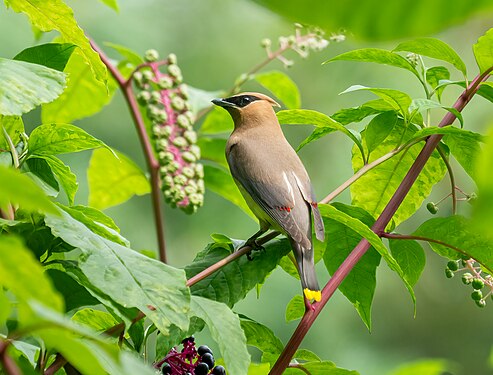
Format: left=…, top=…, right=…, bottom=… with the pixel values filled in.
left=388, top=359, right=453, bottom=375
left=319, top=204, right=415, bottom=308
left=0, top=165, right=57, bottom=214
left=14, top=43, right=76, bottom=72
left=204, top=165, right=256, bottom=220
left=473, top=127, right=493, bottom=233
left=473, top=28, right=493, bottom=74
left=197, top=137, right=228, bottom=168
left=42, top=48, right=117, bottom=123
left=0, top=115, right=24, bottom=150
left=72, top=308, right=120, bottom=332
left=414, top=216, right=493, bottom=273
left=4, top=0, right=108, bottom=85
left=388, top=239, right=425, bottom=287
left=320, top=203, right=380, bottom=330
left=365, top=111, right=398, bottom=156
left=240, top=316, right=283, bottom=366
left=409, top=99, right=463, bottom=127
left=28, top=123, right=107, bottom=156
left=351, top=120, right=447, bottom=227
left=0, top=235, right=64, bottom=312
left=200, top=105, right=233, bottom=134
left=88, top=148, right=150, bottom=210
left=249, top=0, right=493, bottom=41
left=285, top=295, right=304, bottom=322
left=255, top=70, right=301, bottom=109
left=285, top=361, right=359, bottom=375
left=185, top=236, right=291, bottom=307
left=426, top=66, right=450, bottom=102
left=0, top=58, right=66, bottom=116
left=394, top=38, right=467, bottom=77
left=44, top=207, right=190, bottom=335
left=325, top=48, right=418, bottom=77
left=331, top=100, right=395, bottom=125
left=191, top=296, right=250, bottom=375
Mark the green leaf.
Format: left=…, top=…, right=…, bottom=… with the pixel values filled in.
left=0, top=235, right=64, bottom=312
left=293, top=349, right=321, bottom=363
left=341, top=86, right=412, bottom=118
left=185, top=236, right=291, bottom=307
left=320, top=204, right=415, bottom=309
left=0, top=115, right=24, bottom=149
left=473, top=28, right=493, bottom=74
left=473, top=127, right=493, bottom=232
left=426, top=66, right=450, bottom=102
left=191, top=296, right=250, bottom=375
left=28, top=123, right=107, bottom=156
left=394, top=38, right=467, bottom=77
left=249, top=0, right=493, bottom=41
left=240, top=316, right=283, bottom=366
left=88, top=148, right=150, bottom=210
left=287, top=361, right=359, bottom=374
left=31, top=155, right=78, bottom=205
left=388, top=359, right=453, bottom=375
left=45, top=269, right=99, bottom=311
left=72, top=308, right=119, bottom=332
left=70, top=204, right=121, bottom=232
left=320, top=203, right=380, bottom=330
left=0, top=290, right=11, bottom=325
left=325, top=48, right=418, bottom=77
left=197, top=137, right=228, bottom=168
left=0, top=58, right=66, bottom=116
left=365, top=111, right=398, bottom=156
left=285, top=295, right=304, bottom=322
left=478, top=81, right=493, bottom=103
left=331, top=100, right=395, bottom=125
left=44, top=207, right=191, bottom=335
left=14, top=43, right=76, bottom=72
left=414, top=216, right=493, bottom=273
left=351, top=120, right=447, bottom=227
left=23, top=157, right=59, bottom=197
left=409, top=99, right=463, bottom=127
left=4, top=0, right=108, bottom=86
left=388, top=240, right=425, bottom=287
left=187, top=87, right=224, bottom=115
left=0, top=165, right=57, bottom=214
left=98, top=0, right=119, bottom=12
left=204, top=165, right=256, bottom=220
left=42, top=48, right=117, bottom=123
left=200, top=105, right=233, bottom=134
left=277, top=110, right=365, bottom=159
left=255, top=70, right=301, bottom=109
left=104, top=42, right=143, bottom=66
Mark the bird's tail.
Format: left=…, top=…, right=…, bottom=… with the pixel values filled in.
left=290, top=240, right=321, bottom=302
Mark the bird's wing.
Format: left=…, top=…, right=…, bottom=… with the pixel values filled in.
left=227, top=144, right=306, bottom=243
left=291, top=173, right=325, bottom=242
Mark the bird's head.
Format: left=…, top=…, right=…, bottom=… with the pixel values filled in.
left=212, top=92, right=280, bottom=128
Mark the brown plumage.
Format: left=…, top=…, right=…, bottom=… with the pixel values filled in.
left=212, top=92, right=325, bottom=302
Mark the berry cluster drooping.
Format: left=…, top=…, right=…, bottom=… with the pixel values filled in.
left=154, top=336, right=226, bottom=375
left=426, top=188, right=477, bottom=215
left=260, top=24, right=344, bottom=69
left=445, top=258, right=493, bottom=308
left=133, top=50, right=204, bottom=214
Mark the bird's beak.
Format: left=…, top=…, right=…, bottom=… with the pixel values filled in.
left=211, top=98, right=237, bottom=108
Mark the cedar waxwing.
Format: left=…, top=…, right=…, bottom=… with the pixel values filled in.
left=212, top=92, right=325, bottom=302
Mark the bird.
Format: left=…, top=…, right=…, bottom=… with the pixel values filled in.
left=211, top=92, right=325, bottom=302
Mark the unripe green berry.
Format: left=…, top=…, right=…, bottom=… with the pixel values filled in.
left=137, top=90, right=151, bottom=104
left=445, top=269, right=454, bottom=279
left=167, top=53, right=177, bottom=65
left=168, top=64, right=182, bottom=79
left=174, top=175, right=187, bottom=186
left=195, top=163, right=204, bottom=178
left=158, top=76, right=174, bottom=89
left=447, top=260, right=459, bottom=271
left=182, top=167, right=195, bottom=179
left=172, top=137, right=188, bottom=148
left=142, top=69, right=154, bottom=82
left=167, top=161, right=180, bottom=173
left=462, top=273, right=473, bottom=285
left=471, top=290, right=483, bottom=301
left=133, top=71, right=143, bottom=84
left=261, top=38, right=272, bottom=48
left=197, top=179, right=205, bottom=194
left=472, top=278, right=485, bottom=290
left=467, top=192, right=478, bottom=204
left=189, top=193, right=203, bottom=205
left=184, top=185, right=196, bottom=195
left=171, top=96, right=185, bottom=111
left=475, top=299, right=486, bottom=308
left=177, top=114, right=191, bottom=129
left=184, top=130, right=197, bottom=144
left=189, top=145, right=201, bottom=159
left=144, top=49, right=159, bottom=62
left=426, top=202, right=438, bottom=214
left=182, top=151, right=196, bottom=163
left=179, top=84, right=189, bottom=99
left=162, top=175, right=174, bottom=187
left=150, top=91, right=162, bottom=104
left=184, top=110, right=195, bottom=123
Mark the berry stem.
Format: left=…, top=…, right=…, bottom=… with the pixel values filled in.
left=436, top=144, right=457, bottom=214
left=90, top=39, right=168, bottom=264
left=269, top=68, right=492, bottom=375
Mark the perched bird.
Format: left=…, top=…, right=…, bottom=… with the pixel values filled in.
left=212, top=92, right=325, bottom=302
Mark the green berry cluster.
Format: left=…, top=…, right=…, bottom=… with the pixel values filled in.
left=133, top=50, right=204, bottom=214
left=445, top=258, right=492, bottom=308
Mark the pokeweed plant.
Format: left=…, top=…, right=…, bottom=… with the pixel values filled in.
left=0, top=1, right=492, bottom=375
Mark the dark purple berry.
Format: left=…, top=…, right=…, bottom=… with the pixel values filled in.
left=197, top=345, right=212, bottom=356
left=161, top=363, right=172, bottom=374
left=182, top=336, right=195, bottom=344
left=195, top=362, right=209, bottom=375
left=212, top=365, right=226, bottom=375
left=201, top=352, right=215, bottom=368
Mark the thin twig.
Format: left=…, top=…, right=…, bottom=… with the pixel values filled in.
left=90, top=39, right=168, bottom=263
left=44, top=353, right=67, bottom=375
left=0, top=340, right=21, bottom=375
left=269, top=67, right=492, bottom=375
left=436, top=144, right=457, bottom=214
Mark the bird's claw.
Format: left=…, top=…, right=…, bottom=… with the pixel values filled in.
left=244, top=239, right=265, bottom=261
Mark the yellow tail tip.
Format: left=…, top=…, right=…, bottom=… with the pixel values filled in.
left=304, top=288, right=322, bottom=302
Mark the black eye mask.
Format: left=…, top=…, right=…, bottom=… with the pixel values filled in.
left=223, top=95, right=261, bottom=108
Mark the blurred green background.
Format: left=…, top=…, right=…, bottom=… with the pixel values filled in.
left=2, top=1, right=493, bottom=374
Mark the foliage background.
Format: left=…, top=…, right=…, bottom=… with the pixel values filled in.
left=1, top=1, right=492, bottom=374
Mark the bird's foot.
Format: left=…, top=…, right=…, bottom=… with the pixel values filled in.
left=244, top=238, right=265, bottom=261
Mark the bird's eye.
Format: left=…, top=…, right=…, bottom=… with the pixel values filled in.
left=240, top=97, right=251, bottom=106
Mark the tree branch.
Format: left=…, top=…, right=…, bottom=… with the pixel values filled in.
left=269, top=68, right=492, bottom=375
left=90, top=39, right=167, bottom=263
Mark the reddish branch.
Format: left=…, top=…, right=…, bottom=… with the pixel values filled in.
left=269, top=68, right=492, bottom=374
left=90, top=40, right=168, bottom=263
left=0, top=339, right=21, bottom=375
